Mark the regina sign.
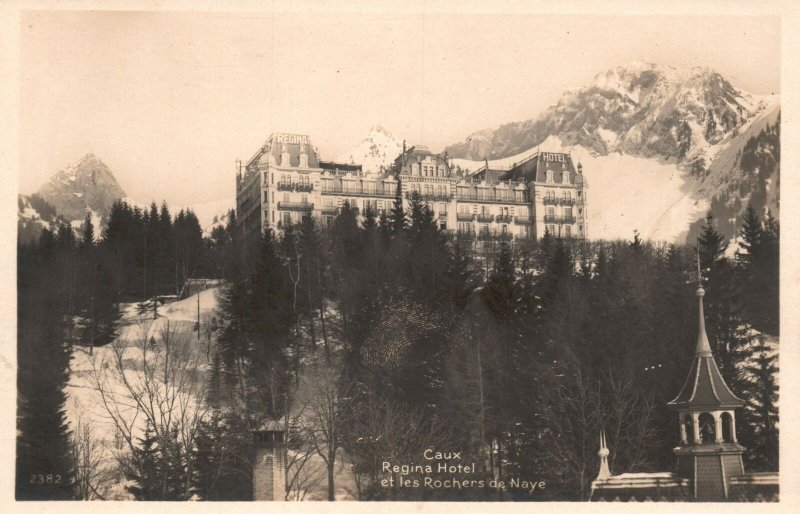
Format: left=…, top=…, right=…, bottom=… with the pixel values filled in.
left=273, top=133, right=310, bottom=145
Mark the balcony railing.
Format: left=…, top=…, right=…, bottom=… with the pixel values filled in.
left=320, top=207, right=338, bottom=215
left=544, top=215, right=576, bottom=224
left=514, top=216, right=532, bottom=224
left=543, top=197, right=576, bottom=206
left=457, top=213, right=474, bottom=221
left=321, top=185, right=394, bottom=198
left=278, top=201, right=314, bottom=211
left=476, top=214, right=494, bottom=223
left=406, top=192, right=453, bottom=202
left=277, top=182, right=313, bottom=192
left=495, top=215, right=512, bottom=223
left=456, top=192, right=529, bottom=204
left=438, top=211, right=448, bottom=218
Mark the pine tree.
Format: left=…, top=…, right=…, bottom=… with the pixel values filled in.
left=482, top=241, right=516, bottom=321
left=744, top=336, right=779, bottom=471
left=390, top=178, right=406, bottom=234
left=16, top=233, right=76, bottom=499
left=81, top=210, right=94, bottom=249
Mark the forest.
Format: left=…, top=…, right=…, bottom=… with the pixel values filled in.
left=16, top=191, right=779, bottom=501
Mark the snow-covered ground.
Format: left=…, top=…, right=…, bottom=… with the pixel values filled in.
left=64, top=287, right=361, bottom=500
left=66, top=288, right=222, bottom=499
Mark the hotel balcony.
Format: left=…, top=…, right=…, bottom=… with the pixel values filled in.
left=544, top=215, right=576, bottom=224
left=320, top=206, right=338, bottom=215
left=276, top=182, right=313, bottom=192
left=514, top=216, right=532, bottom=224
left=406, top=192, right=453, bottom=202
left=543, top=197, right=576, bottom=206
left=476, top=214, right=494, bottom=223
left=495, top=215, right=512, bottom=223
left=456, top=192, right=529, bottom=204
left=438, top=211, right=448, bottom=219
left=457, top=212, right=474, bottom=221
left=321, top=185, right=394, bottom=197
left=278, top=201, right=314, bottom=211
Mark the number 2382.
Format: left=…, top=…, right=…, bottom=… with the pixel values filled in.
left=30, top=474, right=61, bottom=485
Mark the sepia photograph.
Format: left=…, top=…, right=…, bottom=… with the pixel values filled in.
left=8, top=1, right=789, bottom=504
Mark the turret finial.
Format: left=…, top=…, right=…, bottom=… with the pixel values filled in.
left=687, top=248, right=712, bottom=356
left=596, top=430, right=612, bottom=480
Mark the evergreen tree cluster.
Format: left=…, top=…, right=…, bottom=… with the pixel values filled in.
left=104, top=200, right=208, bottom=299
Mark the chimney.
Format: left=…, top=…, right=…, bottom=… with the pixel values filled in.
left=252, top=428, right=287, bottom=501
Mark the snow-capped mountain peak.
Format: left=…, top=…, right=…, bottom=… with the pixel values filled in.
left=335, top=126, right=403, bottom=175
left=30, top=154, right=126, bottom=233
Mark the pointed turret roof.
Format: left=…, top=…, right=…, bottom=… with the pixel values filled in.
left=596, top=430, right=612, bottom=481
left=668, top=281, right=744, bottom=410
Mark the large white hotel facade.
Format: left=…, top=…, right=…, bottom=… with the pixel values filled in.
left=236, top=133, right=588, bottom=241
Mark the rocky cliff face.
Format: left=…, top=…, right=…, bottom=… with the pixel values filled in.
left=36, top=154, right=126, bottom=227
left=19, top=154, right=127, bottom=243
left=446, top=62, right=771, bottom=164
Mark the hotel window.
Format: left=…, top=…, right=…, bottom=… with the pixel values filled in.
left=546, top=170, right=554, bottom=183
left=565, top=225, right=571, bottom=238
left=563, top=172, right=570, bottom=184
left=546, top=224, right=555, bottom=235
left=501, top=224, right=507, bottom=234
left=565, top=207, right=573, bottom=220
left=301, top=194, right=308, bottom=204
left=547, top=207, right=555, bottom=218
left=283, top=193, right=289, bottom=203
left=282, top=212, right=291, bottom=225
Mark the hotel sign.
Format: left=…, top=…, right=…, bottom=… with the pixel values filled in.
left=273, top=133, right=309, bottom=145
left=541, top=152, right=569, bottom=163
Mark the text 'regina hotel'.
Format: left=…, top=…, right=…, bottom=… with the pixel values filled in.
left=236, top=133, right=588, bottom=240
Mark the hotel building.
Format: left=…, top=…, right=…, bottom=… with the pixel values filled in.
left=236, top=132, right=588, bottom=240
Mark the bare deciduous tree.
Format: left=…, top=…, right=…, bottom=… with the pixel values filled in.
left=87, top=318, right=210, bottom=499
left=70, top=415, right=105, bottom=500
left=294, top=365, right=352, bottom=501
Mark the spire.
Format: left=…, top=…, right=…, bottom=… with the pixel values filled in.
left=596, top=430, right=612, bottom=480
left=688, top=249, right=712, bottom=356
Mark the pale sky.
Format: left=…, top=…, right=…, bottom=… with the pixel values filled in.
left=19, top=10, right=780, bottom=206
